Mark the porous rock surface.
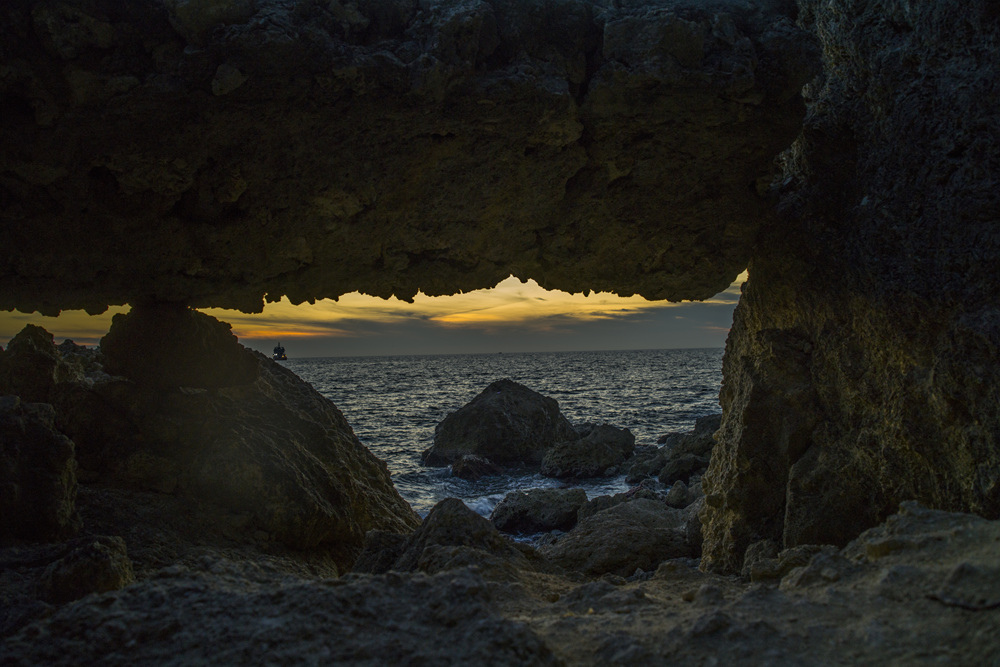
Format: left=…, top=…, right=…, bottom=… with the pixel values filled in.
left=425, top=378, right=578, bottom=466
left=0, top=0, right=816, bottom=314
left=700, top=0, right=1000, bottom=572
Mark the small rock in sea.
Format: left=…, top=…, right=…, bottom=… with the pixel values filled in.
left=451, top=454, right=504, bottom=481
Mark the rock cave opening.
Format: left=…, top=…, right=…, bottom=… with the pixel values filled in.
left=3, top=0, right=1000, bottom=661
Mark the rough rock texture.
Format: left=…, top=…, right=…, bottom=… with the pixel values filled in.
left=541, top=497, right=699, bottom=576
left=5, top=565, right=561, bottom=666
left=540, top=422, right=634, bottom=478
left=1, top=323, right=418, bottom=570
left=38, top=535, right=135, bottom=603
left=700, top=0, right=1000, bottom=573
left=100, top=303, right=259, bottom=388
left=424, top=379, right=578, bottom=466
left=354, top=498, right=533, bottom=576
left=0, top=396, right=80, bottom=540
left=0, top=0, right=816, bottom=314
left=490, top=487, right=588, bottom=534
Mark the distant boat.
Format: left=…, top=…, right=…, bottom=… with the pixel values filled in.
left=272, top=343, right=287, bottom=361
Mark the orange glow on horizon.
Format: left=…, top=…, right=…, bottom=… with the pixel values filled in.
left=1, top=272, right=748, bottom=348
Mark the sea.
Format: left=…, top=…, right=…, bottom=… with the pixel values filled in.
left=285, top=348, right=723, bottom=518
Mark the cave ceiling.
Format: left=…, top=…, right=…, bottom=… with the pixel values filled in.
left=0, top=0, right=818, bottom=315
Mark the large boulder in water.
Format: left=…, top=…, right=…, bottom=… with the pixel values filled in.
left=541, top=423, right=635, bottom=478
left=423, top=379, right=578, bottom=466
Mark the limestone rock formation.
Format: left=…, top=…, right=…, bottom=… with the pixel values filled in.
left=490, top=487, right=588, bottom=534
left=0, top=396, right=80, bottom=540
left=700, top=0, right=1000, bottom=572
left=424, top=379, right=578, bottom=466
left=540, top=422, right=634, bottom=478
left=0, top=0, right=817, bottom=314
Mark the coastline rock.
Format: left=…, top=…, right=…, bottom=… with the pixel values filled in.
left=424, top=379, right=578, bottom=467
left=490, top=488, right=588, bottom=535
left=100, top=303, right=259, bottom=388
left=541, top=423, right=635, bottom=479
left=451, top=454, right=504, bottom=481
left=542, top=498, right=698, bottom=577
left=0, top=396, right=80, bottom=540
left=39, top=536, right=135, bottom=604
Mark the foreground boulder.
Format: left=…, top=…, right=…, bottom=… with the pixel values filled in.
left=541, top=498, right=699, bottom=577
left=424, top=379, right=578, bottom=466
left=38, top=536, right=135, bottom=604
left=541, top=423, right=635, bottom=478
left=490, top=488, right=589, bottom=535
left=355, top=498, right=534, bottom=577
left=0, top=396, right=80, bottom=540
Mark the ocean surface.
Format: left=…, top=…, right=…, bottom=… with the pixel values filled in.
left=285, top=348, right=723, bottom=518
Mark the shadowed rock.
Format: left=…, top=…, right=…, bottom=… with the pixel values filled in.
left=100, top=303, right=259, bottom=388
left=0, top=396, right=80, bottom=541
left=39, top=536, right=135, bottom=604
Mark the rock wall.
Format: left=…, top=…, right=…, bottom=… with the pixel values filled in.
left=700, top=0, right=1000, bottom=572
left=0, top=0, right=815, bottom=314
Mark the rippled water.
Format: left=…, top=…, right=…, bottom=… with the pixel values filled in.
left=285, top=348, right=723, bottom=517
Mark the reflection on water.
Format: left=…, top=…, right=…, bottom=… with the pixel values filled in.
left=286, top=349, right=723, bottom=516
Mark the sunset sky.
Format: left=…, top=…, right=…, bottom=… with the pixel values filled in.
left=0, top=272, right=746, bottom=358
